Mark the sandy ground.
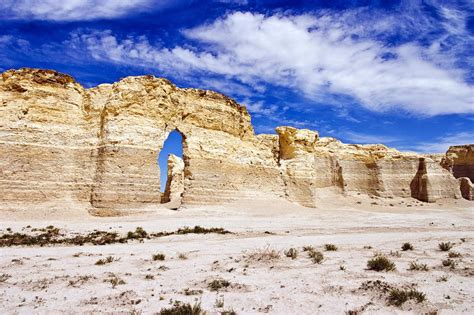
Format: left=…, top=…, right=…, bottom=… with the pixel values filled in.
left=0, top=196, right=473, bottom=314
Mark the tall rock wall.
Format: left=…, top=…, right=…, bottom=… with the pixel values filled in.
left=0, top=68, right=468, bottom=213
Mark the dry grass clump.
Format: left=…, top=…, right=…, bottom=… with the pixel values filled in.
left=245, top=245, right=280, bottom=263
left=103, top=273, right=125, bottom=288
left=95, top=256, right=118, bottom=265
left=448, top=251, right=462, bottom=258
left=284, top=248, right=298, bottom=259
left=401, top=242, right=414, bottom=251
left=436, top=275, right=449, bottom=282
left=438, top=242, right=454, bottom=251
left=302, top=245, right=315, bottom=252
left=220, top=309, right=237, bottom=315
left=0, top=273, right=11, bottom=282
left=387, top=288, right=426, bottom=306
left=324, top=244, right=338, bottom=251
left=408, top=261, right=429, bottom=271
left=175, top=225, right=231, bottom=235
left=152, top=253, right=166, bottom=261
left=159, top=301, right=204, bottom=315
left=178, top=253, right=188, bottom=260
left=183, top=288, right=203, bottom=295
left=442, top=259, right=457, bottom=269
left=307, top=249, right=324, bottom=264
left=208, top=279, right=231, bottom=291
left=367, top=255, right=396, bottom=272
left=126, top=227, right=148, bottom=240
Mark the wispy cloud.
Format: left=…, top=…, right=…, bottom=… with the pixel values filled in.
left=341, top=131, right=399, bottom=145
left=0, top=0, right=159, bottom=21
left=406, top=132, right=474, bottom=153
left=67, top=8, right=473, bottom=116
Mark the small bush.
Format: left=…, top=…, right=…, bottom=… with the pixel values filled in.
left=127, top=227, right=148, bottom=240
left=208, top=279, right=231, bottom=291
left=152, top=253, right=166, bottom=261
left=367, top=255, right=396, bottom=272
left=324, top=244, right=338, bottom=251
left=302, top=245, right=314, bottom=252
left=159, top=302, right=204, bottom=315
left=215, top=297, right=224, bottom=308
left=103, top=274, right=125, bottom=288
left=339, top=265, right=346, bottom=271
left=95, top=256, right=116, bottom=265
left=220, top=309, right=237, bottom=315
left=442, top=259, right=457, bottom=269
left=284, top=248, right=298, bottom=259
left=387, top=288, right=426, bottom=306
left=401, top=242, right=414, bottom=251
left=178, top=253, right=188, bottom=260
left=145, top=274, right=155, bottom=280
left=308, top=250, right=324, bottom=264
left=438, top=242, right=454, bottom=251
left=448, top=251, right=462, bottom=258
left=183, top=288, right=203, bottom=295
left=408, top=261, right=429, bottom=271
left=245, top=245, right=280, bottom=263
left=436, top=275, right=448, bottom=282
left=0, top=273, right=11, bottom=282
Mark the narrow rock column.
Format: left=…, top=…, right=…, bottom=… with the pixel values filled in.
left=161, top=154, right=185, bottom=204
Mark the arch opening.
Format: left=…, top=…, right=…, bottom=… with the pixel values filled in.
left=158, top=129, right=184, bottom=205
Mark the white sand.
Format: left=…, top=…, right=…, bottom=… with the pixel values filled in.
left=0, top=197, right=473, bottom=314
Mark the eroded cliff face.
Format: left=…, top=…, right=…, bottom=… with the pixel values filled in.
left=0, top=68, right=470, bottom=213
left=161, top=154, right=184, bottom=204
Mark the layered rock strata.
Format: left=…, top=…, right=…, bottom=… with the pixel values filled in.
left=0, top=68, right=470, bottom=212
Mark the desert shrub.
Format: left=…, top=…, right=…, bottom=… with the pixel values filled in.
left=215, top=297, right=225, bottom=308
left=183, top=288, right=203, bottom=295
left=436, top=275, right=448, bottom=282
left=95, top=256, right=117, bottom=265
left=367, top=255, right=396, bottom=271
left=387, top=288, right=426, bottom=306
left=160, top=302, right=204, bottom=315
left=0, top=273, right=11, bottom=282
left=284, top=248, right=298, bottom=259
left=178, top=253, right=188, bottom=260
left=324, top=244, right=338, bottom=251
left=308, top=249, right=324, bottom=264
left=103, top=274, right=125, bottom=288
left=127, top=227, right=148, bottom=240
left=408, top=261, right=429, bottom=271
left=145, top=274, right=155, bottom=280
left=438, top=242, right=454, bottom=251
left=339, top=265, right=346, bottom=271
left=401, top=242, right=414, bottom=251
left=442, top=259, right=457, bottom=269
left=302, top=245, right=314, bottom=252
left=245, top=245, right=280, bottom=263
left=152, top=253, right=166, bottom=261
left=176, top=226, right=231, bottom=235
left=448, top=251, right=462, bottom=258
left=208, top=279, right=230, bottom=291
left=220, top=309, right=237, bottom=315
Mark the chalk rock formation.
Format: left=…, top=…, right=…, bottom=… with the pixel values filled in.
left=458, top=177, right=474, bottom=201
left=0, top=68, right=469, bottom=213
left=443, top=145, right=474, bottom=181
left=161, top=154, right=184, bottom=204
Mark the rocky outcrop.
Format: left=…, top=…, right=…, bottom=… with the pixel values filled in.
left=0, top=68, right=469, bottom=213
left=443, top=145, right=474, bottom=181
left=161, top=154, right=184, bottom=204
left=458, top=177, right=474, bottom=201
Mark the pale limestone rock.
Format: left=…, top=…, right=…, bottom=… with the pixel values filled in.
left=161, top=154, right=184, bottom=204
left=443, top=145, right=474, bottom=181
left=0, top=68, right=469, bottom=213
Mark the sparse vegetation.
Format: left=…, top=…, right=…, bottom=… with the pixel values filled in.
left=95, top=256, right=117, bottom=265
left=159, top=301, right=204, bottom=315
left=408, top=261, right=429, bottom=271
left=339, top=265, right=346, bottom=271
left=367, top=255, right=396, bottom=272
left=215, top=297, right=225, bottom=308
left=208, top=279, right=231, bottom=291
left=438, top=242, right=454, bottom=251
left=152, top=253, right=166, bottom=261
left=307, top=249, right=324, bottom=264
left=145, top=274, right=155, bottom=280
left=389, top=251, right=401, bottom=257
left=387, top=288, right=426, bottom=306
left=0, top=225, right=233, bottom=247
left=437, top=275, right=449, bottom=282
left=178, top=253, right=188, bottom=260
left=401, top=242, right=414, bottom=251
left=302, top=245, right=314, bottom=252
left=0, top=273, right=11, bottom=282
left=220, top=309, right=237, bottom=315
left=324, top=244, right=338, bottom=251
left=284, top=248, right=298, bottom=259
left=183, top=288, right=203, bottom=295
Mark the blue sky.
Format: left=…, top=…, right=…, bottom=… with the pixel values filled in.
left=1, top=0, right=473, bottom=157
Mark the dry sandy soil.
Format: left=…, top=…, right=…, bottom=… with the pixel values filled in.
left=0, top=195, right=473, bottom=314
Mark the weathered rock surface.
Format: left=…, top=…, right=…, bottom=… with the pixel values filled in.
left=443, top=145, right=474, bottom=181
left=161, top=154, right=184, bottom=204
left=0, top=68, right=469, bottom=213
left=458, top=177, right=474, bottom=201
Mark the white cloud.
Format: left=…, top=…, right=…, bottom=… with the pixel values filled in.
left=70, top=10, right=473, bottom=116
left=408, top=132, right=474, bottom=153
left=0, top=0, right=158, bottom=21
